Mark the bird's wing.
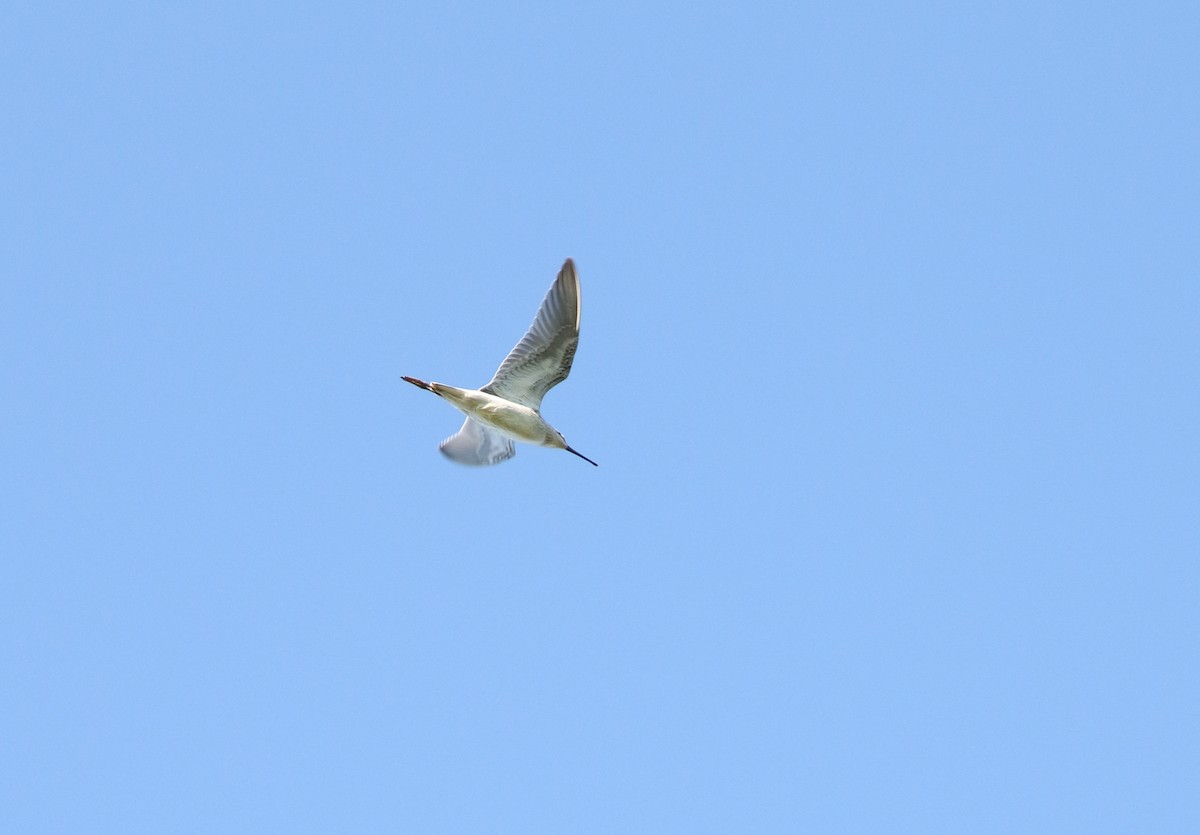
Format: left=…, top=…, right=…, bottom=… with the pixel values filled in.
left=481, top=259, right=580, bottom=409
left=439, top=417, right=516, bottom=466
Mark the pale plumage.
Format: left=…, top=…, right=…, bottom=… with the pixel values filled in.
left=402, top=259, right=596, bottom=467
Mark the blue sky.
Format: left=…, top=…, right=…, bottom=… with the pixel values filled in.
left=2, top=2, right=1197, bottom=832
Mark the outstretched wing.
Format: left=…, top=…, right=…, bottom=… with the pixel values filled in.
left=481, top=259, right=580, bottom=409
left=438, top=417, right=516, bottom=466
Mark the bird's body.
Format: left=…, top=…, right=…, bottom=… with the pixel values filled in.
left=403, top=380, right=559, bottom=446
left=402, top=259, right=596, bottom=467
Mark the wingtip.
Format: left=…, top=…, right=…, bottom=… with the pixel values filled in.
left=559, top=258, right=580, bottom=329
left=560, top=257, right=576, bottom=281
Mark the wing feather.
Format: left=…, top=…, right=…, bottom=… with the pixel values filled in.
left=438, top=417, right=516, bottom=466
left=481, top=259, right=580, bottom=409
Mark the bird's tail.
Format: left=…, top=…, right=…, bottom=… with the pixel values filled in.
left=402, top=375, right=436, bottom=393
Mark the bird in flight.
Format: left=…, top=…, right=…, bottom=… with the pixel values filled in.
left=402, top=258, right=596, bottom=467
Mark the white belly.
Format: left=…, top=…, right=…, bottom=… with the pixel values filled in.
left=449, top=389, right=553, bottom=445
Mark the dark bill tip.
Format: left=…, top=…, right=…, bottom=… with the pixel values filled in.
left=566, top=446, right=598, bottom=467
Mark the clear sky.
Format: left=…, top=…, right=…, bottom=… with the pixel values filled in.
left=2, top=2, right=1197, bottom=832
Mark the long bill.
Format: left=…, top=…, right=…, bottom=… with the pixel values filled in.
left=566, top=446, right=598, bottom=467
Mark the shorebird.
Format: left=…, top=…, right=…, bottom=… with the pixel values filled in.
left=402, top=258, right=597, bottom=467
